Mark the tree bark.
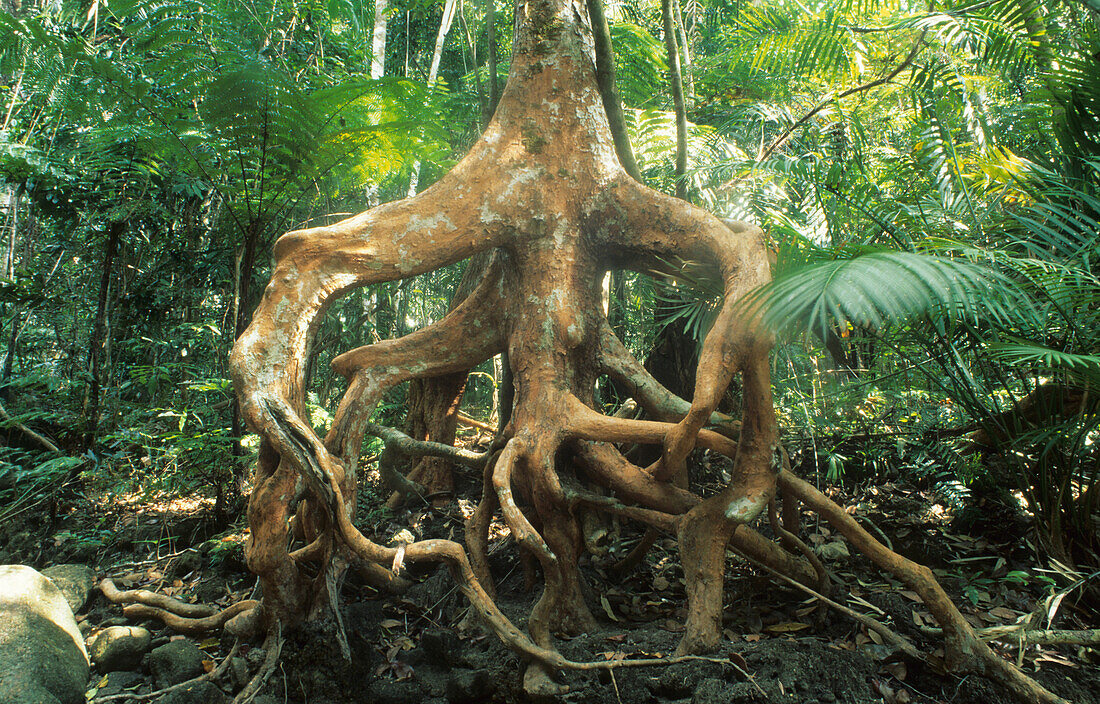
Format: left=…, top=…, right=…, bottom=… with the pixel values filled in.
left=660, top=0, right=688, bottom=200
left=85, top=220, right=123, bottom=447
left=227, top=2, right=1067, bottom=701
left=370, top=0, right=389, bottom=79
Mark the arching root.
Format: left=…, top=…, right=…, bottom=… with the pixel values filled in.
left=99, top=578, right=216, bottom=617
left=778, top=469, right=1069, bottom=704
left=467, top=449, right=502, bottom=597
left=100, top=578, right=260, bottom=635
left=768, top=498, right=830, bottom=591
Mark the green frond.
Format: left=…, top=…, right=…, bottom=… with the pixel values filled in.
left=744, top=249, right=1016, bottom=335
left=610, top=22, right=666, bottom=106
left=987, top=343, right=1100, bottom=386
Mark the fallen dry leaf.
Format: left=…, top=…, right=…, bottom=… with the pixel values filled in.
left=765, top=622, right=811, bottom=634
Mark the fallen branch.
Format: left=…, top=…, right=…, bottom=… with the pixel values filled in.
left=456, top=411, right=496, bottom=432
left=0, top=398, right=60, bottom=453
left=919, top=625, right=1100, bottom=646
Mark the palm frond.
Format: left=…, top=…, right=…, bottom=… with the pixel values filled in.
left=987, top=343, right=1100, bottom=386
left=744, top=249, right=1017, bottom=335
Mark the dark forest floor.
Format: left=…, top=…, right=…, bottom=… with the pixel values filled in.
left=2, top=459, right=1098, bottom=704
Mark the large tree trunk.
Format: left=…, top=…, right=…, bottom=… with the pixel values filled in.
left=393, top=252, right=493, bottom=506
left=227, top=1, right=1067, bottom=701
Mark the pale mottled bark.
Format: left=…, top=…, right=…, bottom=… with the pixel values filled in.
left=227, top=1, right=1065, bottom=701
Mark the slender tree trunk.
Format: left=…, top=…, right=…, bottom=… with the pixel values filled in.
left=587, top=0, right=641, bottom=181
left=0, top=309, right=21, bottom=401
left=3, top=188, right=17, bottom=278
left=661, top=0, right=688, bottom=201
left=231, top=220, right=263, bottom=488
left=486, top=0, right=500, bottom=116
left=370, top=0, right=389, bottom=79
left=85, top=221, right=123, bottom=447
left=672, top=0, right=693, bottom=106
left=407, top=0, right=459, bottom=197
left=458, top=0, right=487, bottom=127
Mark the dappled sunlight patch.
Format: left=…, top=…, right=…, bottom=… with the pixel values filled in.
left=97, top=489, right=216, bottom=516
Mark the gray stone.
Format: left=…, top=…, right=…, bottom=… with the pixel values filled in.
left=144, top=640, right=206, bottom=687
left=0, top=564, right=90, bottom=704
left=158, top=679, right=230, bottom=704
left=228, top=656, right=250, bottom=691
left=96, top=670, right=144, bottom=697
left=87, top=625, right=152, bottom=672
left=816, top=541, right=850, bottom=561
left=41, top=564, right=96, bottom=613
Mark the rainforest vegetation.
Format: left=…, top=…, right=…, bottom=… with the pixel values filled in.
left=0, top=0, right=1097, bottom=702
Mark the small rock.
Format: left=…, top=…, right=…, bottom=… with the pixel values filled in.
left=818, top=692, right=837, bottom=702
left=228, top=656, right=250, bottom=691
left=158, top=679, right=230, bottom=704
left=88, top=625, right=152, bottom=672
left=816, top=541, right=850, bottom=561
left=420, top=628, right=461, bottom=666
left=145, top=640, right=207, bottom=687
left=445, top=668, right=493, bottom=703
left=41, top=564, right=96, bottom=613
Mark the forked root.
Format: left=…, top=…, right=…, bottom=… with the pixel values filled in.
left=778, top=470, right=1069, bottom=704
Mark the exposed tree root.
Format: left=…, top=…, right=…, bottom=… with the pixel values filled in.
left=778, top=470, right=1068, bottom=704
left=767, top=498, right=830, bottom=592
left=99, top=578, right=217, bottom=618
left=219, top=1, right=1068, bottom=702
left=232, top=630, right=283, bottom=704
left=118, top=600, right=260, bottom=636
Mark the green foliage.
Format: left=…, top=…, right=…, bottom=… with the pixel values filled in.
left=0, top=0, right=1096, bottom=577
